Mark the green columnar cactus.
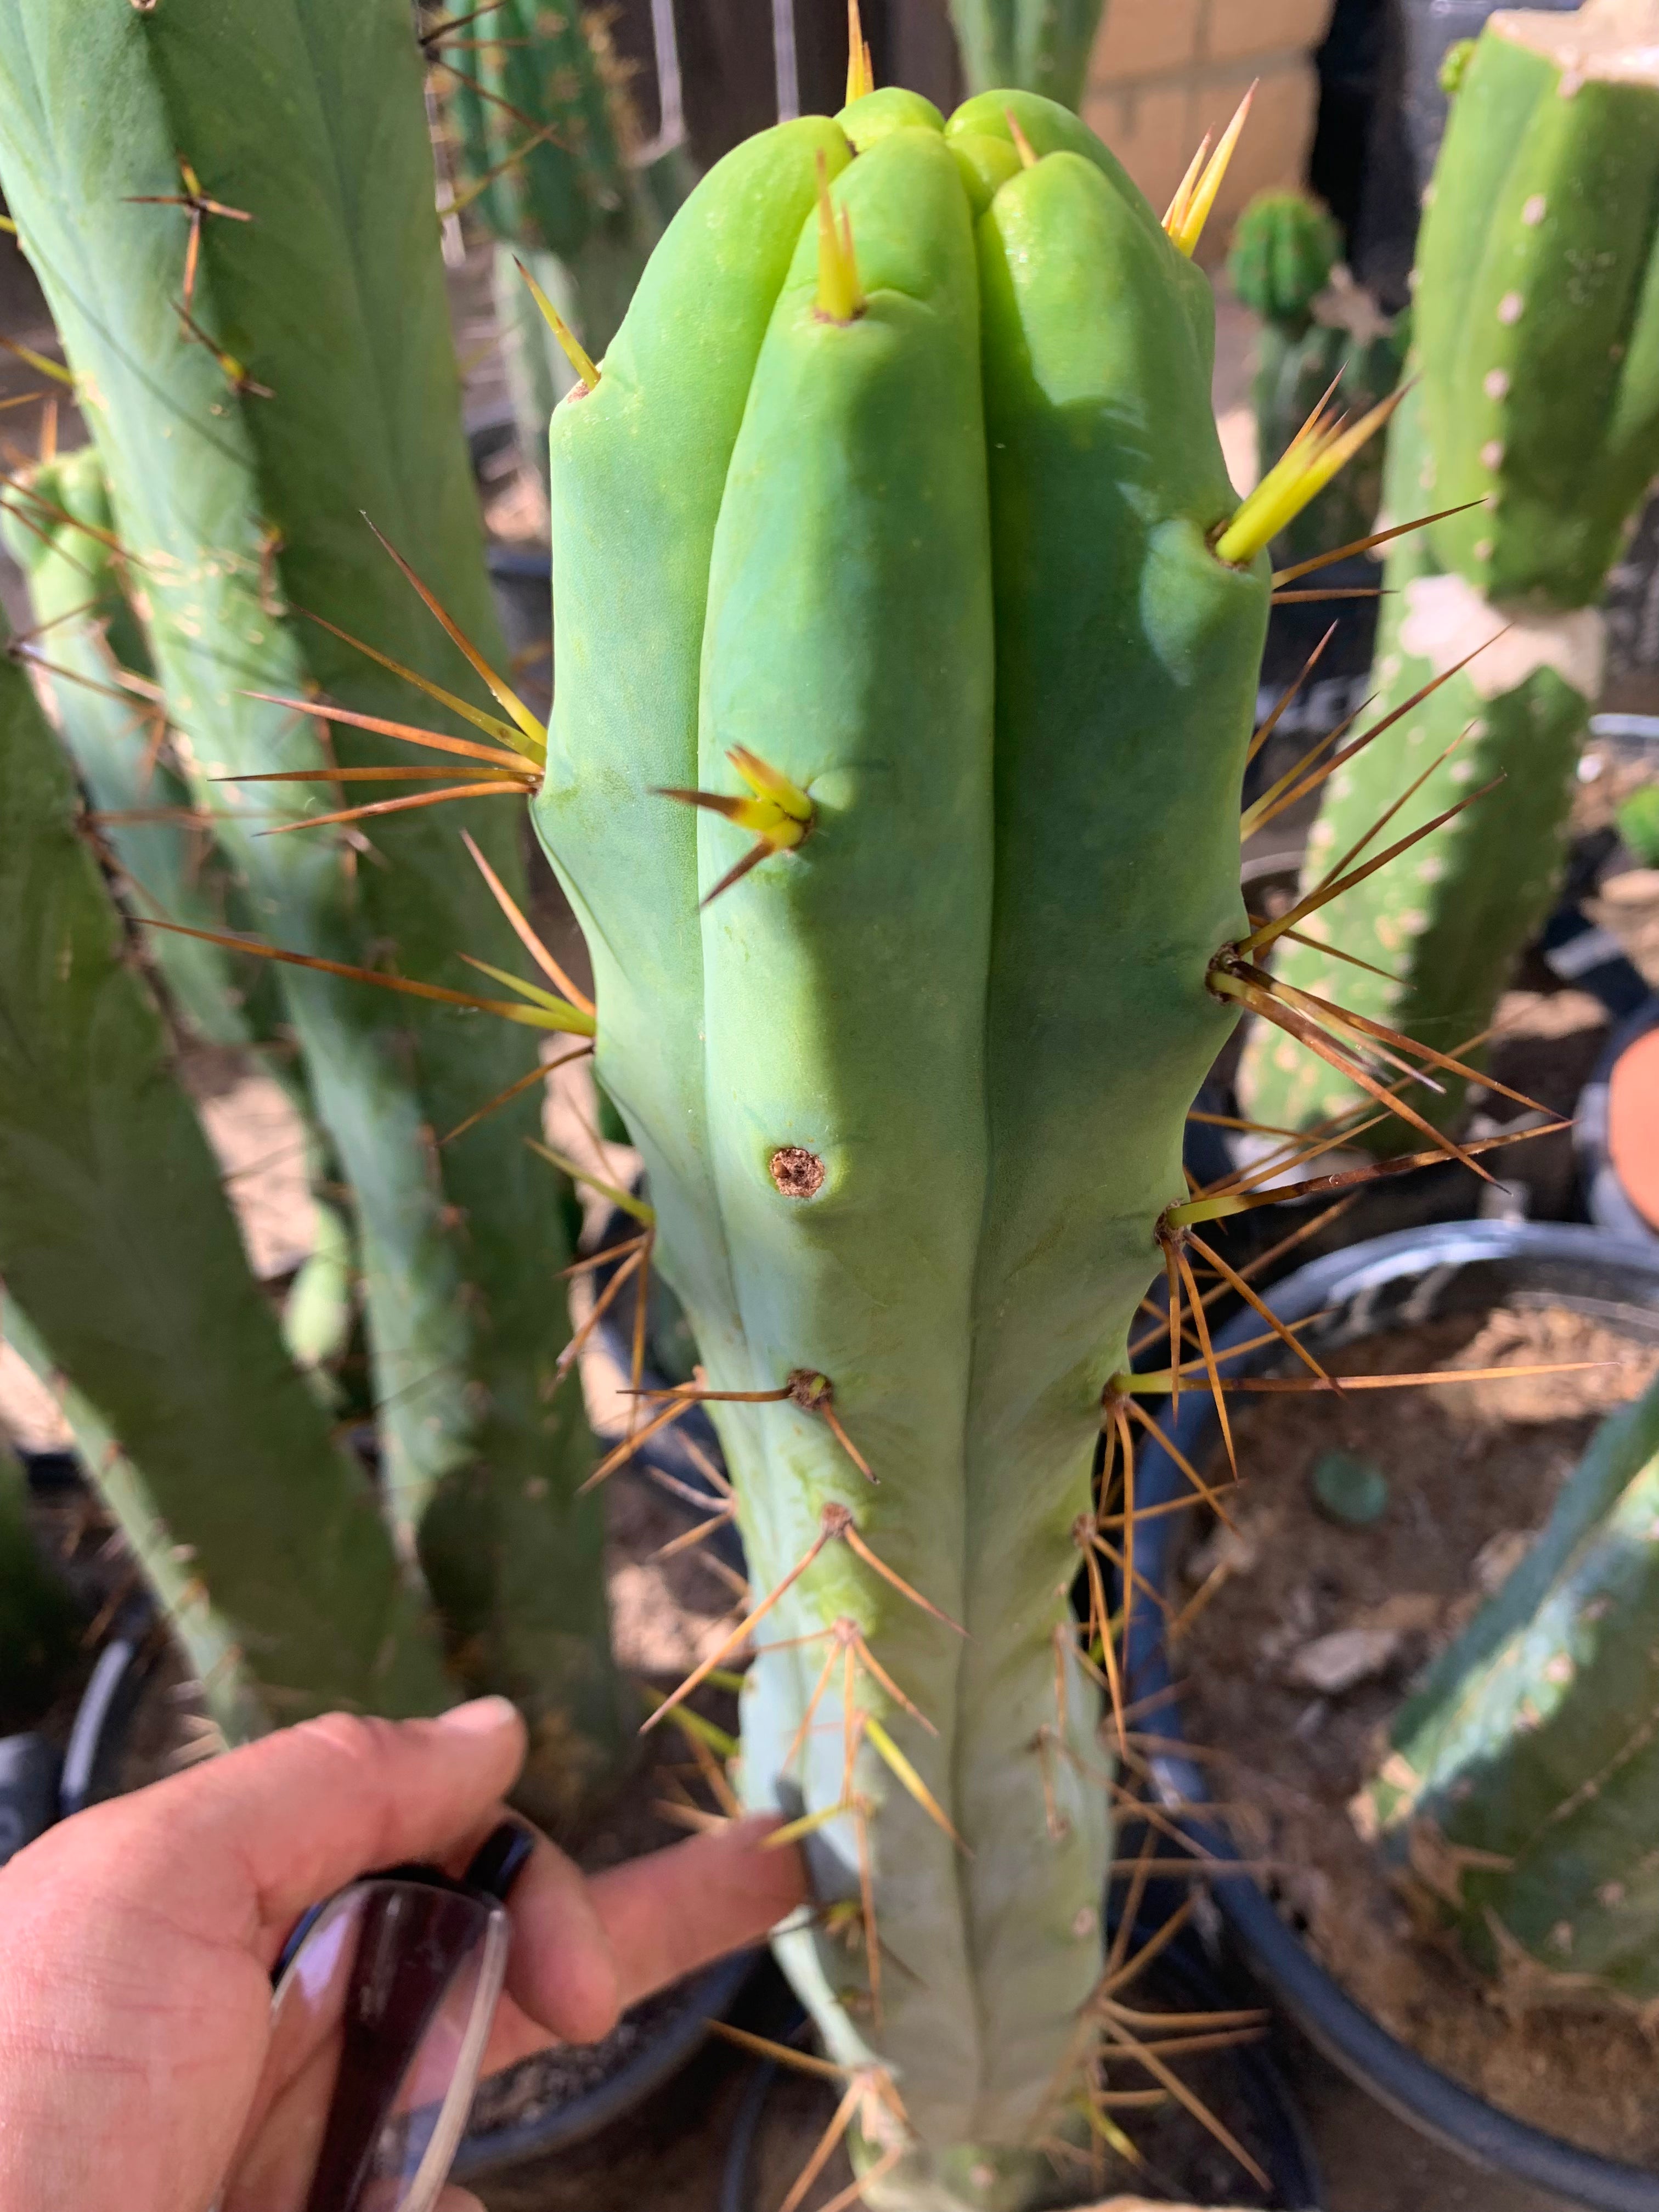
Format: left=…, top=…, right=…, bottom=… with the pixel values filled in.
left=947, top=0, right=1109, bottom=112
left=0, top=0, right=627, bottom=1827
left=1, top=447, right=256, bottom=1048
left=0, top=617, right=448, bottom=1743
left=536, top=84, right=1271, bottom=2196
left=1238, top=1, right=1659, bottom=1144
left=1364, top=1374, right=1659, bottom=1999
left=1227, top=190, right=1404, bottom=567
left=445, top=0, right=686, bottom=476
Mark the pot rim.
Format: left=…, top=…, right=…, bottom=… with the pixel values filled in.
left=453, top=1944, right=760, bottom=2177
left=1123, top=1217, right=1659, bottom=2212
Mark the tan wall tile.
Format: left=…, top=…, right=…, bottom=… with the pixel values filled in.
left=1089, top=0, right=1204, bottom=83
left=1204, top=0, right=1333, bottom=65
left=1083, top=76, right=1194, bottom=217
left=1190, top=57, right=1318, bottom=258
left=1085, top=53, right=1315, bottom=241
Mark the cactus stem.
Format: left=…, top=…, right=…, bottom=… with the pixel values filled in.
left=1215, top=380, right=1403, bottom=566
left=1076, top=1530, right=1128, bottom=1748
left=1166, top=83, right=1255, bottom=259
left=844, top=0, right=874, bottom=104
left=140, top=915, right=596, bottom=1031
left=512, top=252, right=600, bottom=392
left=865, top=1712, right=968, bottom=1848
left=123, top=155, right=250, bottom=308
left=1005, top=107, right=1039, bottom=168
left=814, top=151, right=865, bottom=326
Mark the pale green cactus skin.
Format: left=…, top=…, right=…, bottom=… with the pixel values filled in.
left=1368, top=1374, right=1659, bottom=1999
left=535, top=87, right=1267, bottom=2197
left=0, top=620, right=448, bottom=1741
left=0, top=0, right=627, bottom=1829
left=1239, top=4, right=1659, bottom=1144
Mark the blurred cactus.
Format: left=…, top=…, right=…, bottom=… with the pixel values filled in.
left=946, top=0, right=1109, bottom=111
left=442, top=0, right=690, bottom=483
left=1229, top=189, right=1406, bottom=567
left=1239, top=0, right=1659, bottom=1146
left=0, top=0, right=628, bottom=1831
left=1367, top=1373, right=1659, bottom=2000
left=0, top=614, right=448, bottom=1742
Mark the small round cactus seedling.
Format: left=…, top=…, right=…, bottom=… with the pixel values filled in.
left=1228, top=189, right=1341, bottom=333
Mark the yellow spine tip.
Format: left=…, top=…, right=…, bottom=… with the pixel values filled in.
left=1214, top=378, right=1403, bottom=568
left=814, top=152, right=865, bottom=324
left=844, top=0, right=874, bottom=102
left=513, top=254, right=600, bottom=393
left=1169, top=81, right=1256, bottom=258
left=1005, top=109, right=1039, bottom=169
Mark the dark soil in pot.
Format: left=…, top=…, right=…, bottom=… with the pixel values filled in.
left=1170, top=1293, right=1659, bottom=2165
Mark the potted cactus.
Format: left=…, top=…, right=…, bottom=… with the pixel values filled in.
left=1238, top=0, right=1659, bottom=1152
left=485, top=67, right=1434, bottom=2207
left=1127, top=1219, right=1659, bottom=2207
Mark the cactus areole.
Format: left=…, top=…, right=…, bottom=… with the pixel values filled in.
left=535, top=87, right=1272, bottom=2196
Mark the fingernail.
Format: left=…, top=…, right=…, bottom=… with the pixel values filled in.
left=436, top=1695, right=520, bottom=1736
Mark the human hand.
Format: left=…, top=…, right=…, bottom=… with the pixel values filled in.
left=0, top=1697, right=805, bottom=2212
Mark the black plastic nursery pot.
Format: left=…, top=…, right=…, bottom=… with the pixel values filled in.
left=1123, top=1218, right=1659, bottom=2212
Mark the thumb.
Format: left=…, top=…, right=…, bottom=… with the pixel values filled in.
left=18, top=1697, right=528, bottom=1960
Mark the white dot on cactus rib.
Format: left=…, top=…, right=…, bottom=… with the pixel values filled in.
left=1300, top=913, right=1329, bottom=940
left=1474, top=538, right=1493, bottom=561
left=1419, top=461, right=1436, bottom=490
left=1322, top=1092, right=1346, bottom=1116
left=1310, top=819, right=1335, bottom=847
left=1544, top=1651, right=1575, bottom=1685
left=1450, top=758, right=1475, bottom=783
left=1407, top=724, right=1425, bottom=746
left=1559, top=70, right=1583, bottom=98
left=1480, top=440, right=1504, bottom=471
left=1400, top=909, right=1427, bottom=934
left=1380, top=653, right=1402, bottom=683
left=1484, top=367, right=1510, bottom=400
left=1423, top=182, right=1436, bottom=206
left=1417, top=856, right=1444, bottom=884
left=1071, top=1905, right=1097, bottom=1939
left=1275, top=1042, right=1299, bottom=1074
left=1330, top=773, right=1353, bottom=801
left=1468, top=719, right=1487, bottom=740
left=1522, top=194, right=1547, bottom=227
left=1498, top=291, right=1523, bottom=324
